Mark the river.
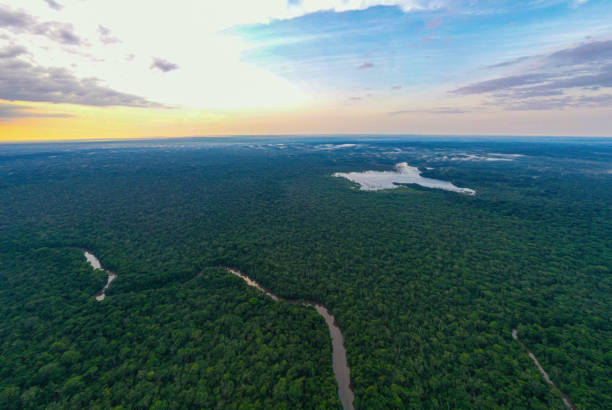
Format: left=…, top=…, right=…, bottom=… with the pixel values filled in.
left=81, top=254, right=354, bottom=408
left=226, top=268, right=355, bottom=410
left=512, top=329, right=575, bottom=409
left=84, top=251, right=117, bottom=301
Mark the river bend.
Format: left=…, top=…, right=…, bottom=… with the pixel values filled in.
left=226, top=268, right=355, bottom=410
left=81, top=253, right=354, bottom=409
left=84, top=251, right=117, bottom=301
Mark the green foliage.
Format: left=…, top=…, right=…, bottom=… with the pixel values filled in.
left=0, top=139, right=610, bottom=408
left=0, top=246, right=338, bottom=408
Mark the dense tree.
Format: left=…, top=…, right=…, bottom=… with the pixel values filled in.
left=1, top=138, right=610, bottom=408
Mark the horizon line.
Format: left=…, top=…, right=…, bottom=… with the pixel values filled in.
left=2, top=133, right=612, bottom=144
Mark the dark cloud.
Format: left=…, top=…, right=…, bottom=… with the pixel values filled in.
left=151, top=57, right=179, bottom=72
left=0, top=102, right=73, bottom=120
left=451, top=39, right=612, bottom=110
left=0, top=58, right=161, bottom=107
left=98, top=25, right=120, bottom=44
left=0, top=6, right=81, bottom=45
left=35, top=21, right=81, bottom=45
left=549, top=66, right=612, bottom=89
left=0, top=7, right=32, bottom=28
left=0, top=45, right=27, bottom=58
left=357, top=61, right=374, bottom=69
left=454, top=67, right=612, bottom=99
left=548, top=40, right=612, bottom=66
left=44, top=0, right=63, bottom=11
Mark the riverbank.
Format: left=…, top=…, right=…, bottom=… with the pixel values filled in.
left=225, top=267, right=355, bottom=410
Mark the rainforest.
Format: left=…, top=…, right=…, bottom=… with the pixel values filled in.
left=0, top=136, right=610, bottom=409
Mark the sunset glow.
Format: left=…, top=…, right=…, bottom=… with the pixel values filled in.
left=1, top=0, right=611, bottom=141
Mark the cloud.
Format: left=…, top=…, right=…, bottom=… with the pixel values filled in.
left=98, top=25, right=120, bottom=44
left=43, top=0, right=63, bottom=11
left=0, top=102, right=73, bottom=120
left=506, top=93, right=612, bottom=111
left=0, top=5, right=81, bottom=45
left=456, top=67, right=612, bottom=99
left=507, top=87, right=564, bottom=98
left=150, top=57, right=179, bottom=72
left=486, top=56, right=532, bottom=69
left=486, top=40, right=612, bottom=70
left=548, top=66, right=612, bottom=89
left=282, top=0, right=447, bottom=19
left=390, top=107, right=469, bottom=115
left=504, top=97, right=574, bottom=111
left=35, top=21, right=81, bottom=45
left=357, top=61, right=374, bottom=69
left=0, top=6, right=32, bottom=28
left=0, top=45, right=27, bottom=58
left=0, top=58, right=161, bottom=107
left=452, top=73, right=550, bottom=94
left=548, top=40, right=612, bottom=66
left=577, top=93, right=612, bottom=105
left=392, top=84, right=402, bottom=89
left=451, top=39, right=612, bottom=110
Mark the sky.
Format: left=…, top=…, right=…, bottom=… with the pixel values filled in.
left=0, top=0, right=611, bottom=141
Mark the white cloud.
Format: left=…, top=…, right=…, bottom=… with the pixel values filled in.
left=0, top=1, right=442, bottom=110
left=285, top=0, right=442, bottom=19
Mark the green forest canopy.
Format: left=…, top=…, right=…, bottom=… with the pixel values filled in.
left=0, top=138, right=610, bottom=408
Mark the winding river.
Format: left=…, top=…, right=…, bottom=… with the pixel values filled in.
left=82, top=253, right=353, bottom=408
left=84, top=251, right=117, bottom=301
left=512, top=329, right=575, bottom=409
left=79, top=252, right=582, bottom=409
left=226, top=268, right=355, bottom=410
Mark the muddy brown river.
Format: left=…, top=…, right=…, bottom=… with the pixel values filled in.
left=82, top=254, right=354, bottom=409
left=226, top=268, right=355, bottom=410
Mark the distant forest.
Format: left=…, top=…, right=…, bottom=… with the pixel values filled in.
left=1, top=139, right=610, bottom=409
